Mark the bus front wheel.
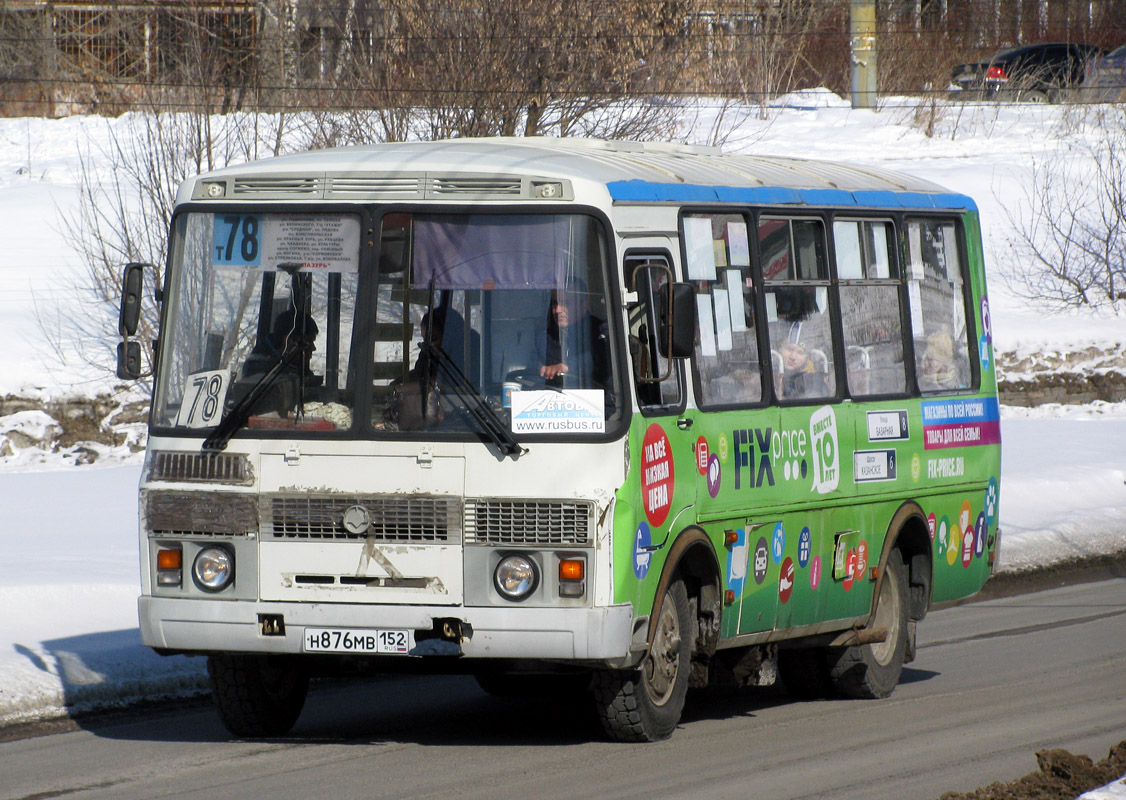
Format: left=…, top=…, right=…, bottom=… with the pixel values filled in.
left=207, top=653, right=309, bottom=737
left=827, top=548, right=909, bottom=698
left=592, top=576, right=692, bottom=742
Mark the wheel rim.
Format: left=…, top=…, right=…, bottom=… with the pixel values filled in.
left=869, top=571, right=902, bottom=666
left=643, top=591, right=682, bottom=706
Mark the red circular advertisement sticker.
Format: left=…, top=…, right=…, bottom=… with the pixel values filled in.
left=779, top=557, right=795, bottom=604
left=927, top=513, right=937, bottom=541
left=695, top=436, right=710, bottom=475
left=641, top=424, right=675, bottom=527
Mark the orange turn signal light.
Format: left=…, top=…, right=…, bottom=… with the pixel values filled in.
left=724, top=530, right=739, bottom=547
left=157, top=549, right=182, bottom=570
left=559, top=559, right=585, bottom=581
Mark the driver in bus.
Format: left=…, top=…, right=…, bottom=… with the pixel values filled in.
left=530, top=282, right=611, bottom=389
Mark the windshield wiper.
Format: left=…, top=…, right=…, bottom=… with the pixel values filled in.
left=421, top=341, right=526, bottom=457
left=201, top=347, right=302, bottom=453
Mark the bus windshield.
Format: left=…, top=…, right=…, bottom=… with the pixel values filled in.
left=152, top=209, right=622, bottom=441
left=371, top=212, right=621, bottom=437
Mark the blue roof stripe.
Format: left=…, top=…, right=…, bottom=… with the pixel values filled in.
left=606, top=180, right=977, bottom=212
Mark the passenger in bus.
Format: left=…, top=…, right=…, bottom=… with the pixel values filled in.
left=780, top=340, right=827, bottom=399
left=919, top=330, right=957, bottom=391
left=410, top=307, right=470, bottom=382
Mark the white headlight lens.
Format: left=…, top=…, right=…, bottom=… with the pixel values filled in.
left=192, top=547, right=234, bottom=592
left=494, top=555, right=538, bottom=601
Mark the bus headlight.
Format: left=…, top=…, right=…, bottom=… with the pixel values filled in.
left=493, top=554, right=538, bottom=601
left=192, top=546, right=234, bottom=593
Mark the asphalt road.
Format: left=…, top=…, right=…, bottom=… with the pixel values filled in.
left=2, top=578, right=1124, bottom=800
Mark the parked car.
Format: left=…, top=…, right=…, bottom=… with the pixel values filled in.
left=1077, top=44, right=1126, bottom=102
left=950, top=42, right=1105, bottom=103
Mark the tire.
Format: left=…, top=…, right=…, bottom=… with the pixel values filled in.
left=592, top=577, right=692, bottom=742
left=778, top=647, right=833, bottom=699
left=826, top=548, right=909, bottom=699
left=474, top=671, right=591, bottom=698
left=207, top=653, right=309, bottom=737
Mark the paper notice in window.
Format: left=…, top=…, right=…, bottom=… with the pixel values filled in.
left=696, top=294, right=717, bottom=357
left=726, top=270, right=746, bottom=332
left=713, top=289, right=733, bottom=352
left=684, top=217, right=717, bottom=281
left=727, top=221, right=750, bottom=265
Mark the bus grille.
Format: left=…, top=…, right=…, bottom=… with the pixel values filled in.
left=262, top=495, right=461, bottom=543
left=464, top=500, right=593, bottom=546
left=144, top=490, right=258, bottom=537
left=147, top=451, right=253, bottom=485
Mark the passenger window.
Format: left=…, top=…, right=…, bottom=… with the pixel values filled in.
left=761, top=217, right=835, bottom=401
left=681, top=213, right=763, bottom=407
left=906, top=218, right=973, bottom=393
left=834, top=220, right=907, bottom=396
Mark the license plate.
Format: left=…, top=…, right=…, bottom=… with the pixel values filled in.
left=302, top=627, right=412, bottom=654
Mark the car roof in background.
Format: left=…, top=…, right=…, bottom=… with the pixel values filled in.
left=992, top=42, right=1102, bottom=59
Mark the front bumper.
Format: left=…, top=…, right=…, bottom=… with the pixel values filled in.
left=139, top=596, right=637, bottom=665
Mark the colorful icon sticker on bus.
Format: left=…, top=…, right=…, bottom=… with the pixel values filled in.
left=798, top=526, right=812, bottom=568
left=937, top=516, right=950, bottom=550
left=726, top=527, right=749, bottom=600
left=641, top=424, right=674, bottom=527
left=634, top=522, right=652, bottom=580
left=974, top=511, right=987, bottom=558
left=810, top=555, right=822, bottom=591
left=707, top=455, right=722, bottom=498
left=959, top=500, right=973, bottom=535
left=961, top=526, right=974, bottom=568
left=984, top=477, right=998, bottom=526
left=842, top=548, right=858, bottom=591
left=947, top=525, right=961, bottom=566
left=753, top=537, right=769, bottom=585
left=927, top=513, right=937, bottom=541
left=771, top=522, right=786, bottom=564
left=979, top=335, right=992, bottom=372
left=696, top=436, right=710, bottom=475
left=981, top=296, right=992, bottom=343
left=855, top=539, right=869, bottom=581
left=718, top=433, right=730, bottom=463
left=779, top=557, right=795, bottom=604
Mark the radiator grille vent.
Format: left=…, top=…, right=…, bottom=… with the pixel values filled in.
left=464, top=500, right=593, bottom=546
left=263, top=495, right=461, bottom=543
left=144, top=490, right=258, bottom=536
left=148, top=451, right=253, bottom=484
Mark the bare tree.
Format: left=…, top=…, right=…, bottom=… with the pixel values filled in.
left=1001, top=106, right=1126, bottom=311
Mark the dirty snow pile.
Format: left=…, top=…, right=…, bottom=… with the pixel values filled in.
left=2, top=94, right=1126, bottom=727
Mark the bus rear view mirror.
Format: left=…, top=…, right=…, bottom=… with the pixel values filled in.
left=659, top=282, right=696, bottom=360
left=118, top=262, right=146, bottom=336
left=117, top=340, right=141, bottom=380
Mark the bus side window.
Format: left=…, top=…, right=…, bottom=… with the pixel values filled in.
left=625, top=252, right=682, bottom=411
left=905, top=218, right=973, bottom=393
left=834, top=219, right=907, bottom=397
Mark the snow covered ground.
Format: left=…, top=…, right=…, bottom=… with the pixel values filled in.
left=1, top=94, right=1125, bottom=730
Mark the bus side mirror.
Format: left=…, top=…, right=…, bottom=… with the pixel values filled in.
left=119, top=262, right=146, bottom=336
left=117, top=262, right=151, bottom=380
left=659, top=282, right=696, bottom=359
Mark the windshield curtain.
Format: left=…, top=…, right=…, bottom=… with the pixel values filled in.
left=153, top=211, right=360, bottom=434
left=372, top=212, right=622, bottom=437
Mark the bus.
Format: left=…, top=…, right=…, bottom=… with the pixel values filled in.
left=117, top=137, right=1002, bottom=742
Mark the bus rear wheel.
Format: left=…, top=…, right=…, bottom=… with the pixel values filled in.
left=592, top=577, right=692, bottom=742
left=827, top=548, right=909, bottom=699
left=207, top=653, right=309, bottom=737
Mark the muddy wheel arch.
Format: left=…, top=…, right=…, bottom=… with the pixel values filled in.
left=872, top=501, right=933, bottom=625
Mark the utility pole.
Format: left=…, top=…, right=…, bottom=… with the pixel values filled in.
left=850, top=0, right=878, bottom=109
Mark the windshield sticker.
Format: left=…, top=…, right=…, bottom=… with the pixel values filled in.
left=640, top=424, right=674, bottom=527
left=213, top=214, right=360, bottom=273
left=510, top=390, right=605, bottom=434
left=922, top=397, right=1001, bottom=450
left=175, top=370, right=230, bottom=428
left=866, top=409, right=909, bottom=441
left=854, top=449, right=897, bottom=483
